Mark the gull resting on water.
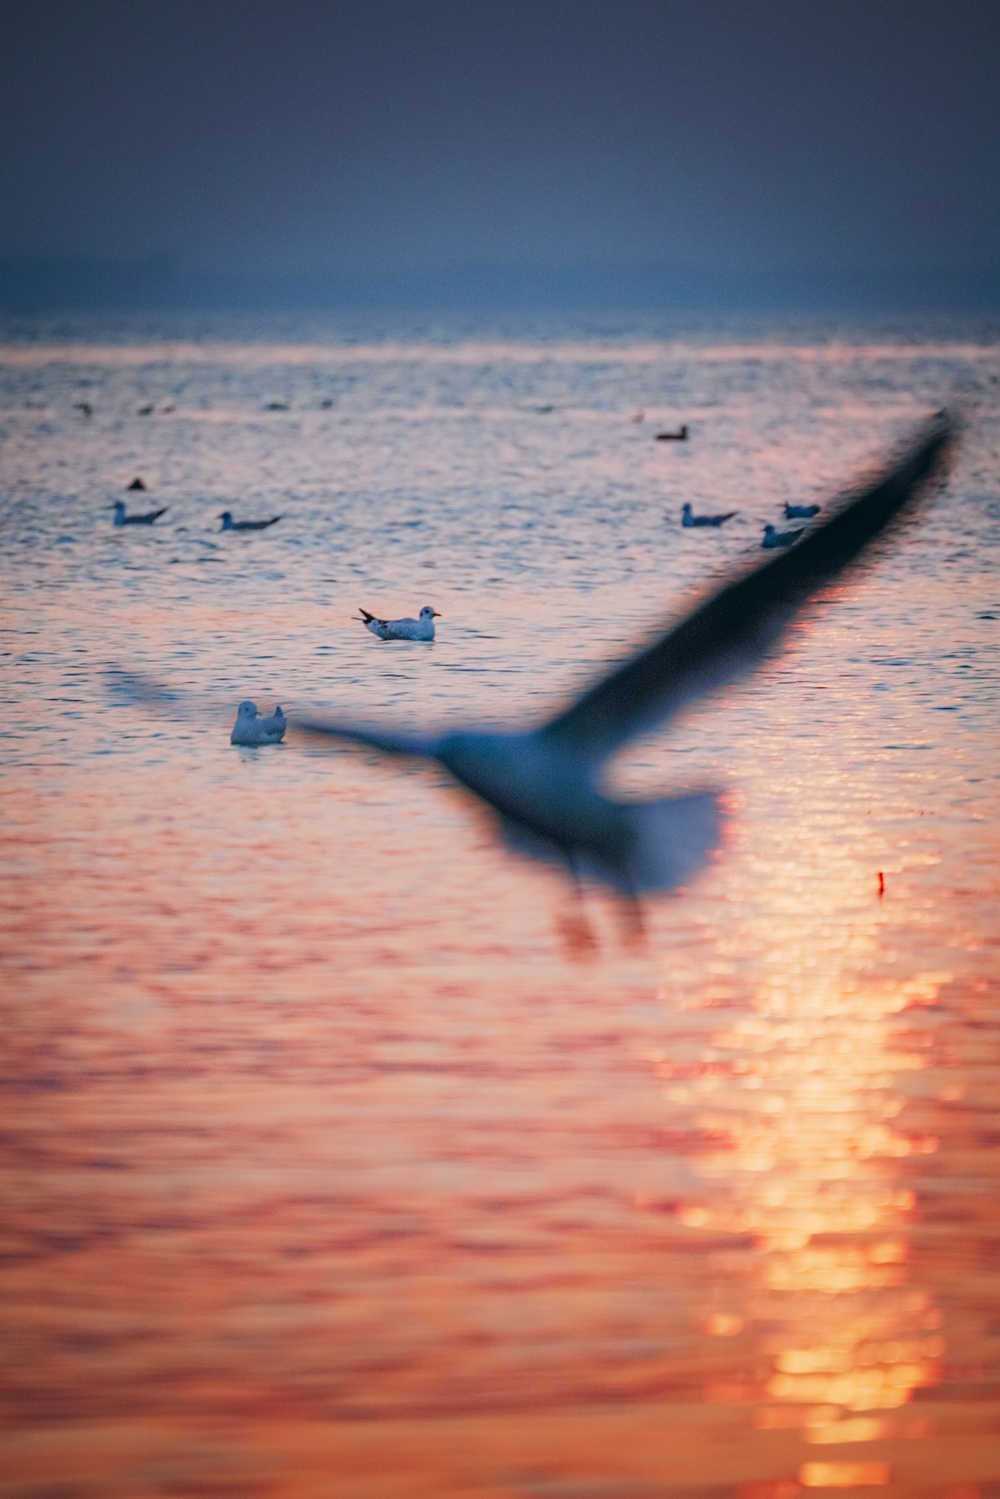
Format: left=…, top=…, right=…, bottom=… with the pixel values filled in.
left=784, top=502, right=821, bottom=519
left=355, top=605, right=440, bottom=641
left=231, top=702, right=287, bottom=746
left=682, top=502, right=738, bottom=527
left=761, top=523, right=804, bottom=548
left=300, top=413, right=953, bottom=938
left=110, top=500, right=167, bottom=526
left=219, top=511, right=282, bottom=531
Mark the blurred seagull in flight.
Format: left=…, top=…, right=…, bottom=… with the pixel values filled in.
left=230, top=701, right=287, bottom=746
left=300, top=413, right=953, bottom=943
left=110, top=499, right=167, bottom=526
left=682, top=502, right=738, bottom=527
left=219, top=510, right=282, bottom=531
left=355, top=605, right=440, bottom=641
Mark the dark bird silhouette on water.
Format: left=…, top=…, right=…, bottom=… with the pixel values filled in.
left=784, top=502, right=821, bottom=519
left=682, top=502, right=738, bottom=528
left=218, top=511, right=282, bottom=532
left=762, top=523, right=804, bottom=548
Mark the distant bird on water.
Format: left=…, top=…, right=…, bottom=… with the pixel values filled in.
left=298, top=413, right=953, bottom=943
left=761, top=523, right=804, bottom=548
left=110, top=500, right=167, bottom=526
left=231, top=701, right=287, bottom=746
left=218, top=511, right=282, bottom=532
left=355, top=605, right=440, bottom=642
left=656, top=424, right=689, bottom=441
left=682, top=502, right=738, bottom=528
left=784, top=502, right=821, bottom=519
left=127, top=477, right=147, bottom=491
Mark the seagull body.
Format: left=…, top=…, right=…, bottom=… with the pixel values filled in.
left=761, top=523, right=804, bottom=548
left=682, top=503, right=738, bottom=528
left=231, top=701, right=286, bottom=746
left=219, top=511, right=282, bottom=531
left=301, top=414, right=952, bottom=926
left=784, top=502, right=820, bottom=519
left=356, top=605, right=440, bottom=641
left=111, top=500, right=167, bottom=526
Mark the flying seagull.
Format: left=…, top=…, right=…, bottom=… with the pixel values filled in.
left=299, top=413, right=953, bottom=938
left=110, top=500, right=167, bottom=526
left=355, top=605, right=440, bottom=641
left=218, top=511, right=282, bottom=531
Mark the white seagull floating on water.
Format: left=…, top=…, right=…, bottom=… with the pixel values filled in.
left=355, top=605, right=440, bottom=641
left=299, top=413, right=952, bottom=939
left=110, top=499, right=168, bottom=526
left=231, top=701, right=287, bottom=746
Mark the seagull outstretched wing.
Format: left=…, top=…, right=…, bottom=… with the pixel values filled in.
left=296, top=719, right=439, bottom=759
left=541, top=411, right=954, bottom=764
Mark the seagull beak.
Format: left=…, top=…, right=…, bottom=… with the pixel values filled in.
left=433, top=611, right=442, bottom=617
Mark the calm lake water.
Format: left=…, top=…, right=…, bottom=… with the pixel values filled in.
left=2, top=308, right=999, bottom=1497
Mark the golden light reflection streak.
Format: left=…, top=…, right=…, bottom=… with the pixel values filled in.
left=651, top=769, right=948, bottom=1457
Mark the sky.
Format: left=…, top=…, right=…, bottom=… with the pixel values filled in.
left=3, top=0, right=999, bottom=302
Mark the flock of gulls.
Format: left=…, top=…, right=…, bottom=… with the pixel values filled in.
left=111, top=494, right=282, bottom=532
left=117, top=410, right=954, bottom=942
left=113, top=478, right=819, bottom=549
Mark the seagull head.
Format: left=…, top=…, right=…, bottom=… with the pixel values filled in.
left=420, top=606, right=441, bottom=619
left=236, top=700, right=259, bottom=718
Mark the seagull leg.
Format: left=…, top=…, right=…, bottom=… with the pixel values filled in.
left=617, top=876, right=647, bottom=952
left=556, top=852, right=598, bottom=958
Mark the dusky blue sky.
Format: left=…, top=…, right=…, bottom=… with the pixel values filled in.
left=3, top=0, right=998, bottom=300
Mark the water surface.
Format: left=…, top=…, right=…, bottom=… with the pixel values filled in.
left=2, top=310, right=999, bottom=1497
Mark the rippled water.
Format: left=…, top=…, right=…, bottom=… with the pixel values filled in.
left=2, top=310, right=999, bottom=1497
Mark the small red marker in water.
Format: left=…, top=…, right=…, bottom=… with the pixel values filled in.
left=877, top=871, right=885, bottom=898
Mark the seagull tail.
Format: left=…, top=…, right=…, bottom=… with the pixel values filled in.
left=617, top=789, right=724, bottom=894
left=495, top=789, right=724, bottom=895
